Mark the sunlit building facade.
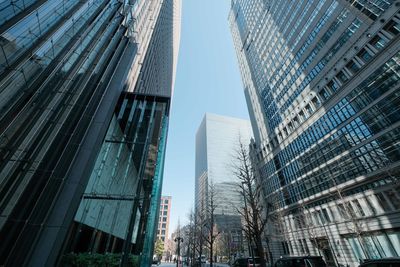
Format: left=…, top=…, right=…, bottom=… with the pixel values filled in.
left=0, top=0, right=181, bottom=266
left=230, top=0, right=400, bottom=266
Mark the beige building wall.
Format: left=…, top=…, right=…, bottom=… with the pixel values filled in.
left=157, top=196, right=172, bottom=242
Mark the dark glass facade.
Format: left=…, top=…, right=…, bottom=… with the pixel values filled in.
left=230, top=0, right=400, bottom=265
left=0, top=0, right=179, bottom=266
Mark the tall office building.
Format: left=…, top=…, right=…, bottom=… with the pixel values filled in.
left=157, top=196, right=172, bottom=242
left=230, top=1, right=400, bottom=266
left=0, top=0, right=181, bottom=266
left=195, top=113, right=252, bottom=248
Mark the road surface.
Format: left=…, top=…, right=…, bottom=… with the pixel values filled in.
left=153, top=263, right=230, bottom=267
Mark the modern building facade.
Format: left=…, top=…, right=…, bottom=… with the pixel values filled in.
left=195, top=113, right=253, bottom=250
left=229, top=0, right=400, bottom=266
left=0, top=0, right=181, bottom=266
left=157, top=196, right=172, bottom=242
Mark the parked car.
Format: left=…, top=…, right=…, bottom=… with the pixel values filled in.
left=274, top=256, right=327, bottom=267
left=193, top=255, right=208, bottom=267
left=151, top=258, right=160, bottom=266
left=232, top=257, right=263, bottom=267
left=358, top=258, right=400, bottom=267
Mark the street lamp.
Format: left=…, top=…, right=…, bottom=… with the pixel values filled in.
left=174, top=236, right=183, bottom=267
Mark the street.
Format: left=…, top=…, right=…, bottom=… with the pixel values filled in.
left=153, top=263, right=230, bottom=267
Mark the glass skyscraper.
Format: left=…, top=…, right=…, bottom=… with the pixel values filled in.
left=229, top=1, right=400, bottom=266
left=195, top=113, right=253, bottom=252
left=0, top=0, right=181, bottom=266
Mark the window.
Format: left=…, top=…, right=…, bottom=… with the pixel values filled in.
left=337, top=204, right=350, bottom=219
left=375, top=192, right=392, bottom=212
left=305, top=104, right=313, bottom=114
left=319, top=88, right=330, bottom=101
left=293, top=116, right=299, bottom=127
left=311, top=97, right=321, bottom=108
left=298, top=239, right=305, bottom=254
left=335, top=71, right=348, bottom=84
left=386, top=190, right=400, bottom=210
left=302, top=239, right=310, bottom=254
left=321, top=208, right=331, bottom=223
left=369, top=35, right=386, bottom=50
left=357, top=48, right=373, bottom=63
left=299, top=111, right=306, bottom=121
left=163, top=211, right=167, bottom=216
left=326, top=80, right=343, bottom=92
left=282, top=241, right=290, bottom=254
left=352, top=200, right=365, bottom=217
left=312, top=212, right=321, bottom=225
left=365, top=196, right=377, bottom=215
left=383, top=20, right=400, bottom=36
left=346, top=60, right=361, bottom=73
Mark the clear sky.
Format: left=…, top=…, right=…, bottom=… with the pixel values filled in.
left=161, top=0, right=250, bottom=235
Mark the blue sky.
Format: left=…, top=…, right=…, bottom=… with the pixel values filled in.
left=162, top=0, right=250, bottom=234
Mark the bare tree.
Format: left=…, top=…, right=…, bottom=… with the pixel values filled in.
left=186, top=209, right=197, bottom=266
left=203, top=181, right=220, bottom=267
left=232, top=139, right=270, bottom=267
left=194, top=198, right=206, bottom=266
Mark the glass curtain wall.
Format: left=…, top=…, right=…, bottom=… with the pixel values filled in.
left=61, top=92, right=169, bottom=264
left=0, top=1, right=135, bottom=265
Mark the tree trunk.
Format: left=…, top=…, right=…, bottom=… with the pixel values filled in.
left=210, top=241, right=213, bottom=267
left=255, top=235, right=266, bottom=267
left=265, top=236, right=273, bottom=266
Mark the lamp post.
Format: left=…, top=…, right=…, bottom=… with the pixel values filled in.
left=175, top=236, right=183, bottom=267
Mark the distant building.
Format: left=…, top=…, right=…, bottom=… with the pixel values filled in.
left=157, top=196, right=172, bottom=242
left=230, top=0, right=400, bottom=266
left=195, top=113, right=253, bottom=250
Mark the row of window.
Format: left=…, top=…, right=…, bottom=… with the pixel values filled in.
left=280, top=230, right=400, bottom=261
left=345, top=0, right=394, bottom=21
left=0, top=0, right=81, bottom=72
left=257, top=13, right=399, bottom=152
left=158, top=223, right=167, bottom=229
left=157, top=229, right=166, bottom=235
left=285, top=186, right=400, bottom=233
left=243, top=1, right=338, bottom=132
left=0, top=0, right=37, bottom=26
left=257, top=7, right=355, bottom=145
left=0, top=0, right=110, bottom=117
left=347, top=230, right=400, bottom=260
left=159, top=210, right=168, bottom=216
left=158, top=216, right=167, bottom=222
left=268, top=14, right=362, bottom=130
left=259, top=50, right=400, bottom=206
left=262, top=86, right=400, bottom=205
left=272, top=3, right=346, bottom=99
left=160, top=204, right=168, bottom=210
left=271, top=124, right=400, bottom=208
